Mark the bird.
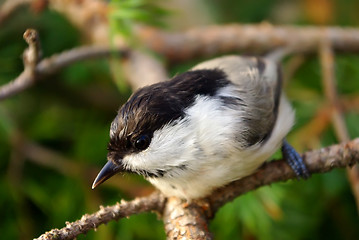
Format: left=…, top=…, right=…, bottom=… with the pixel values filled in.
left=92, top=53, right=310, bottom=200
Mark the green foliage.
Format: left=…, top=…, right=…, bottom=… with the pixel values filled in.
left=0, top=1, right=359, bottom=240
left=109, top=0, right=168, bottom=41
left=108, top=0, right=168, bottom=94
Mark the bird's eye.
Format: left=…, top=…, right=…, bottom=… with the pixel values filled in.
left=134, top=135, right=150, bottom=150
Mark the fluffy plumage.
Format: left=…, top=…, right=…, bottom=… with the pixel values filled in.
left=99, top=55, right=295, bottom=199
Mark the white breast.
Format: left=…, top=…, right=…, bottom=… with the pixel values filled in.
left=146, top=94, right=294, bottom=199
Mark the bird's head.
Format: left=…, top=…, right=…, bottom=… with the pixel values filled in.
left=92, top=69, right=228, bottom=189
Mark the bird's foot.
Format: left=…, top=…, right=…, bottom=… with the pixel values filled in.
left=281, top=140, right=310, bottom=179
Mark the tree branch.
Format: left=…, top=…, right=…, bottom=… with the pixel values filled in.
left=163, top=197, right=212, bottom=240
left=318, top=37, right=359, bottom=211
left=5, top=24, right=359, bottom=100
left=35, top=138, right=359, bottom=240
left=22, top=29, right=42, bottom=71
left=135, top=24, right=359, bottom=62
left=35, top=191, right=166, bottom=240
left=0, top=29, right=128, bottom=101
left=42, top=1, right=359, bottom=62
left=1, top=29, right=43, bottom=100
left=208, top=138, right=359, bottom=213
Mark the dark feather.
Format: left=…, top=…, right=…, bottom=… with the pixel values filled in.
left=108, top=69, right=229, bottom=158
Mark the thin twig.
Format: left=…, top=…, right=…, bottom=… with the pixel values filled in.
left=23, top=29, right=42, bottom=72
left=35, top=191, right=166, bottom=240
left=319, top=37, right=359, bottom=211
left=0, top=31, right=128, bottom=101
left=4, top=29, right=43, bottom=99
left=35, top=138, right=359, bottom=240
left=318, top=37, right=349, bottom=140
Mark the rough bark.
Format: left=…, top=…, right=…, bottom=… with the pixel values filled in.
left=35, top=138, right=359, bottom=240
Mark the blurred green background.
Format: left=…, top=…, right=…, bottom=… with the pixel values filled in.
left=1, top=0, right=359, bottom=239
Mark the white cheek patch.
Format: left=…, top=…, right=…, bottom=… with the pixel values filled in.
left=122, top=117, right=193, bottom=173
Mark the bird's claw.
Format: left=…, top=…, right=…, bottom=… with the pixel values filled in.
left=281, top=140, right=310, bottom=179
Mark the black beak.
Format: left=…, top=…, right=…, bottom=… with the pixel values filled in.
left=92, top=161, right=122, bottom=189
